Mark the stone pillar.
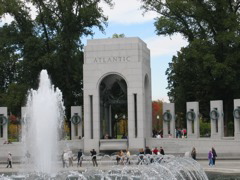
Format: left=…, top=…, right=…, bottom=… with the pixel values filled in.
left=234, top=99, right=240, bottom=140
left=210, top=100, right=224, bottom=139
left=162, top=103, right=175, bottom=138
left=71, top=106, right=82, bottom=140
left=0, top=107, right=8, bottom=142
left=128, top=92, right=146, bottom=150
left=21, top=107, right=27, bottom=142
left=186, top=102, right=200, bottom=138
left=21, top=107, right=27, bottom=119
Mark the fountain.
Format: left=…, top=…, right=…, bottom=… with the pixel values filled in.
left=0, top=70, right=210, bottom=180
left=21, top=69, right=65, bottom=174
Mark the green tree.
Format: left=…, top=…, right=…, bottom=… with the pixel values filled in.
left=0, top=0, right=113, bottom=121
left=141, top=0, right=240, bottom=135
left=152, top=100, right=163, bottom=130
left=112, top=33, right=125, bottom=38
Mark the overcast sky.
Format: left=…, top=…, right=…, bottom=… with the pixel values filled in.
left=0, top=0, right=188, bottom=102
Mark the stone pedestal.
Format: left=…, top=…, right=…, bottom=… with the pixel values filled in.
left=0, top=107, right=8, bottom=142
left=71, top=106, right=82, bottom=140
left=210, top=100, right=224, bottom=139
left=234, top=99, right=240, bottom=140
left=162, top=103, right=175, bottom=138
left=186, top=102, right=200, bottom=138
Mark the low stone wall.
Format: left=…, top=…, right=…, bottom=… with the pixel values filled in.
left=147, top=138, right=240, bottom=159
left=1, top=138, right=240, bottom=163
left=0, top=140, right=84, bottom=163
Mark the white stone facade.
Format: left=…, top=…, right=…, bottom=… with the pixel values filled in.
left=0, top=107, right=8, bottom=143
left=83, top=37, right=152, bottom=152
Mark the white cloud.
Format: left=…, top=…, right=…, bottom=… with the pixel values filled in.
left=100, top=0, right=158, bottom=24
left=0, top=2, right=37, bottom=26
left=144, top=34, right=188, bottom=57
left=0, top=14, right=14, bottom=25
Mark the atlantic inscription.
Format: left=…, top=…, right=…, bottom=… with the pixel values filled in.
left=94, top=56, right=130, bottom=63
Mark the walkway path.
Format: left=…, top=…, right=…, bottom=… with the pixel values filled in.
left=0, top=160, right=240, bottom=175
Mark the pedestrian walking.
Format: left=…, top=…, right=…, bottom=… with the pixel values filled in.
left=77, top=149, right=83, bottom=167
left=25, top=151, right=31, bottom=164
left=62, top=152, right=65, bottom=168
left=90, top=149, right=98, bottom=167
left=212, top=147, right=217, bottom=166
left=68, top=150, right=74, bottom=167
left=116, top=150, right=121, bottom=165
left=6, top=152, right=12, bottom=168
left=63, top=151, right=69, bottom=168
left=126, top=149, right=131, bottom=164
left=208, top=149, right=213, bottom=166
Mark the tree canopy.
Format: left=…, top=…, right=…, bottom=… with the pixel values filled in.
left=0, top=0, right=113, bottom=117
left=141, top=0, right=240, bottom=133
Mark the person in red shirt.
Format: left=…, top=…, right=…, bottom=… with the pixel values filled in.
left=152, top=147, right=159, bottom=155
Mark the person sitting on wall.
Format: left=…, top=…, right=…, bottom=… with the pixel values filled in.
left=137, top=148, right=145, bottom=165
left=159, top=147, right=165, bottom=155
left=191, top=147, right=197, bottom=160
left=121, top=134, right=127, bottom=139
left=152, top=147, right=159, bottom=155
left=104, top=133, right=109, bottom=139
left=152, top=129, right=157, bottom=137
left=145, top=146, right=153, bottom=163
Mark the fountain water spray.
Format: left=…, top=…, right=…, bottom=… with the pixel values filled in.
left=22, top=70, right=65, bottom=174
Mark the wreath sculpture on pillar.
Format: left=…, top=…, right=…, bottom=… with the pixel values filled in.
left=71, top=113, right=81, bottom=125
left=210, top=109, right=219, bottom=120
left=0, top=114, right=8, bottom=126
left=163, top=111, right=172, bottom=122
left=233, top=108, right=240, bottom=119
left=186, top=111, right=196, bottom=121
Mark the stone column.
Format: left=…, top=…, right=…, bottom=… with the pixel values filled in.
left=0, top=107, right=8, bottom=142
left=128, top=94, right=135, bottom=140
left=210, top=100, right=224, bottom=139
left=21, top=107, right=27, bottom=142
left=186, top=102, right=200, bottom=138
left=21, top=107, right=27, bottom=119
left=234, top=99, right=240, bottom=140
left=162, top=103, right=175, bottom=138
left=108, top=105, right=112, bottom=137
left=71, top=106, right=82, bottom=140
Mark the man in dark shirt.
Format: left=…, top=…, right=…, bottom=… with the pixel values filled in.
left=160, top=147, right=165, bottom=155
left=144, top=146, right=153, bottom=163
left=144, top=146, right=152, bottom=155
left=77, top=149, right=83, bottom=167
left=90, top=149, right=98, bottom=167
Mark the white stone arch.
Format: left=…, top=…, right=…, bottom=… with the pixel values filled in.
left=96, top=72, right=129, bottom=90
left=98, top=73, right=128, bottom=139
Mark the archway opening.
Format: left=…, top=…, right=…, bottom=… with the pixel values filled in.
left=99, top=74, right=128, bottom=139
